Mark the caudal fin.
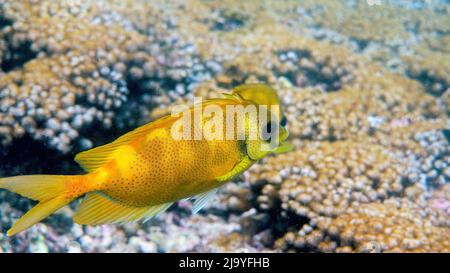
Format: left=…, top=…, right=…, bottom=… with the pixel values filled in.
left=0, top=175, right=80, bottom=236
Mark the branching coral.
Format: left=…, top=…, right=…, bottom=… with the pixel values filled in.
left=313, top=199, right=449, bottom=253
left=229, top=138, right=449, bottom=253
left=403, top=48, right=450, bottom=96
left=0, top=0, right=220, bottom=153
left=274, top=81, right=446, bottom=141
left=430, top=184, right=450, bottom=216
left=218, top=100, right=448, bottom=252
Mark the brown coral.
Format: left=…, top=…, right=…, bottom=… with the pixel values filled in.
left=317, top=199, right=449, bottom=253
left=0, top=0, right=219, bottom=153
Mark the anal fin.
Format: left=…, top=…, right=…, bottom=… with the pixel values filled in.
left=73, top=193, right=172, bottom=225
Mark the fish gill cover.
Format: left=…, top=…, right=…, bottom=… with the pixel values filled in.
left=0, top=0, right=448, bottom=252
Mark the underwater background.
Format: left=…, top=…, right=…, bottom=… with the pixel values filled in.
left=0, top=0, right=449, bottom=253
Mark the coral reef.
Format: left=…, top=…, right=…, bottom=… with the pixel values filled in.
left=315, top=199, right=449, bottom=253
left=403, top=48, right=450, bottom=96
left=0, top=0, right=218, bottom=153
left=0, top=210, right=263, bottom=253
left=223, top=138, right=449, bottom=252
left=0, top=0, right=449, bottom=253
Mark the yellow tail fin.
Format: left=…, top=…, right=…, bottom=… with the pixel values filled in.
left=0, top=175, right=81, bottom=236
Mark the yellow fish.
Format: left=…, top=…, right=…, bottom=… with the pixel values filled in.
left=0, top=85, right=289, bottom=236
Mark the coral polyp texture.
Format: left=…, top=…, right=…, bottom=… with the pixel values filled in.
left=0, top=0, right=449, bottom=253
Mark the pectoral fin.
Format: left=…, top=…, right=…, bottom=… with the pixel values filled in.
left=188, top=156, right=255, bottom=214
left=271, top=142, right=295, bottom=155
left=215, top=156, right=255, bottom=182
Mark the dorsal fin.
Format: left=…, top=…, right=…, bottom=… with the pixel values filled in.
left=232, top=83, right=268, bottom=93
left=220, top=92, right=244, bottom=102
left=73, top=192, right=173, bottom=225
left=74, top=115, right=175, bottom=172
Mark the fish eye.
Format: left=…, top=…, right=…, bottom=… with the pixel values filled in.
left=280, top=116, right=287, bottom=127
left=262, top=121, right=276, bottom=142
left=266, top=121, right=272, bottom=134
